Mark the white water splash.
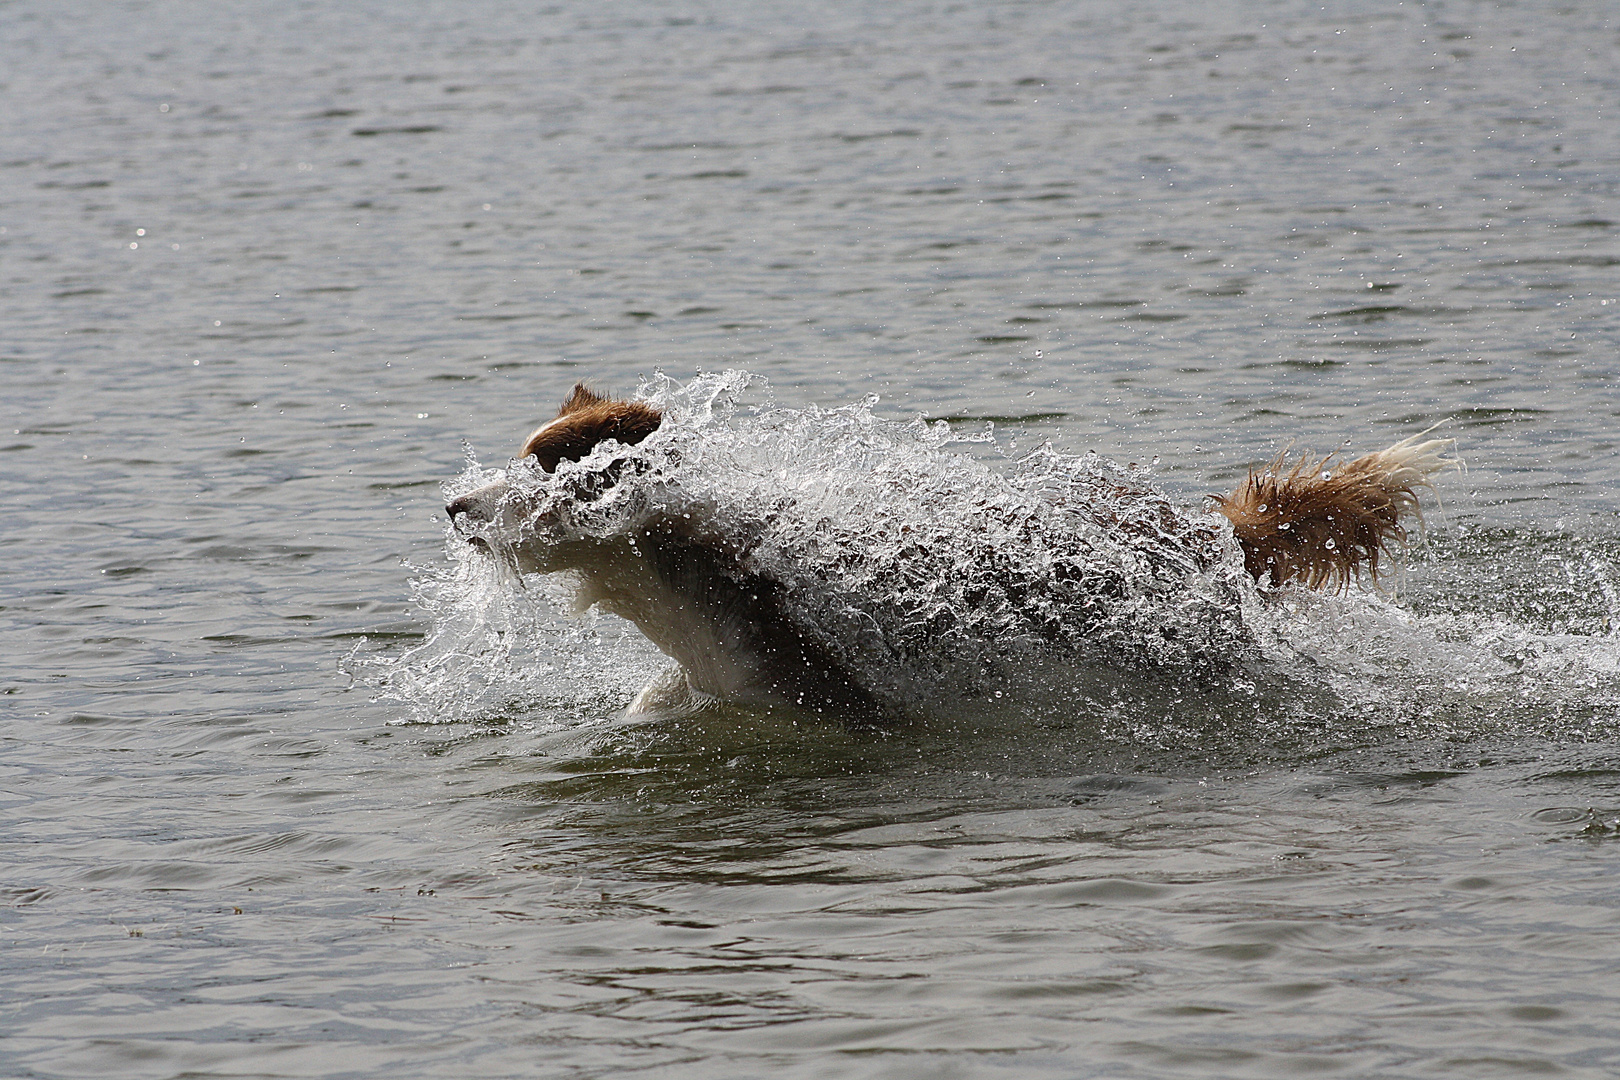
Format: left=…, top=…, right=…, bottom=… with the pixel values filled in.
left=350, top=554, right=666, bottom=728
left=359, top=371, right=1620, bottom=736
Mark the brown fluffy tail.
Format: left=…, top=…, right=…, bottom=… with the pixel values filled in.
left=1211, top=430, right=1456, bottom=590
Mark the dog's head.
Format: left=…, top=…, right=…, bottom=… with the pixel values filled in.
left=445, top=384, right=664, bottom=568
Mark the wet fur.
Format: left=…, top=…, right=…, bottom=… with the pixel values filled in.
left=1210, top=431, right=1453, bottom=590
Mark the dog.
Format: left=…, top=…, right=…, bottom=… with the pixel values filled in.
left=445, top=383, right=1453, bottom=720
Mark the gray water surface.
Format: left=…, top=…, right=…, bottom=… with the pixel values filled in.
left=5, top=2, right=1620, bottom=1077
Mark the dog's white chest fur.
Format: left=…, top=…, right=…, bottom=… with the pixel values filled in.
left=561, top=537, right=787, bottom=707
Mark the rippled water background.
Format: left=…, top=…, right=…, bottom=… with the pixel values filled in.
left=6, top=2, right=1620, bottom=1076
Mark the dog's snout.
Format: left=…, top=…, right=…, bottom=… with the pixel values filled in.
left=446, top=493, right=482, bottom=522
left=446, top=480, right=511, bottom=531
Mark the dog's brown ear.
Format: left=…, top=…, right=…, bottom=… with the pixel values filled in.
left=557, top=383, right=607, bottom=416
left=520, top=391, right=663, bottom=472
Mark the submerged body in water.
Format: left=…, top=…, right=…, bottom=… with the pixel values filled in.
left=440, top=373, right=1454, bottom=722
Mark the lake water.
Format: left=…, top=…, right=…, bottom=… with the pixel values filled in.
left=5, top=2, right=1620, bottom=1077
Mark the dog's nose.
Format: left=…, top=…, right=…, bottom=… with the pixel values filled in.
left=445, top=494, right=481, bottom=522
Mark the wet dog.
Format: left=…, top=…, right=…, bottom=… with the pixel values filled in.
left=446, top=384, right=1453, bottom=719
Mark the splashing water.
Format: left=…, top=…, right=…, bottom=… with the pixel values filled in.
left=355, top=371, right=1620, bottom=739
left=350, top=554, right=666, bottom=728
